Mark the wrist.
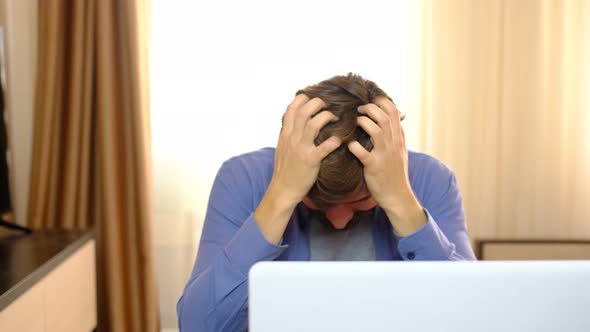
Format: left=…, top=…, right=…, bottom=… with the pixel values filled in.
left=382, top=191, right=427, bottom=237
left=382, top=189, right=419, bottom=216
left=254, top=185, right=298, bottom=245
left=265, top=181, right=301, bottom=212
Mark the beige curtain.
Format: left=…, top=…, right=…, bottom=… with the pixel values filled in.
left=419, top=0, right=590, bottom=241
left=28, top=0, right=158, bottom=331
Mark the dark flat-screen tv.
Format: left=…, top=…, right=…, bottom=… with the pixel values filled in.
left=0, top=26, right=14, bottom=230
left=0, top=67, right=10, bottom=214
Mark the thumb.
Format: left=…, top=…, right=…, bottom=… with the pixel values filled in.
left=348, top=141, right=373, bottom=166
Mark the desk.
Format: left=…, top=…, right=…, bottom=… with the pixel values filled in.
left=475, top=239, right=590, bottom=260
left=0, top=228, right=96, bottom=331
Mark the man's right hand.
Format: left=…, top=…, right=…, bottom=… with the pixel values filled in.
left=254, top=94, right=341, bottom=244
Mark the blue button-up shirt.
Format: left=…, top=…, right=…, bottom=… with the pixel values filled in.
left=177, top=147, right=476, bottom=331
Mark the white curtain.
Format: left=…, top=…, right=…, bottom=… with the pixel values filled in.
left=419, top=0, right=590, bottom=241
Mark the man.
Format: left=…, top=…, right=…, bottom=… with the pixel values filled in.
left=177, top=73, right=476, bottom=332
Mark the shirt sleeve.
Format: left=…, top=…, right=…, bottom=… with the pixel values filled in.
left=177, top=158, right=288, bottom=332
left=394, top=167, right=476, bottom=261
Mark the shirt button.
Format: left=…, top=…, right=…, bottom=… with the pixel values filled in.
left=407, top=252, right=416, bottom=260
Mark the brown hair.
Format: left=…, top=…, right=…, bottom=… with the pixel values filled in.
left=296, top=73, right=400, bottom=208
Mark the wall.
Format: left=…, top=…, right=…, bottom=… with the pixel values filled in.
left=151, top=0, right=423, bottom=328
left=0, top=0, right=37, bottom=226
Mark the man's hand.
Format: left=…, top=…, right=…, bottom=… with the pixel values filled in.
left=254, top=94, right=341, bottom=244
left=268, top=94, right=341, bottom=206
left=348, top=96, right=426, bottom=237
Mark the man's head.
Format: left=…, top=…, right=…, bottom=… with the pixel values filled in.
left=296, top=73, right=402, bottom=229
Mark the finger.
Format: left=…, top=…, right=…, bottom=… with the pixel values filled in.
left=314, top=136, right=342, bottom=160
left=293, top=97, right=327, bottom=138
left=348, top=141, right=374, bottom=166
left=303, top=111, right=339, bottom=144
left=283, top=94, right=310, bottom=134
left=373, top=96, right=397, bottom=114
left=291, top=93, right=311, bottom=109
left=373, top=96, right=402, bottom=130
left=357, top=103, right=392, bottom=136
left=400, top=125, right=406, bottom=147
left=357, top=116, right=386, bottom=150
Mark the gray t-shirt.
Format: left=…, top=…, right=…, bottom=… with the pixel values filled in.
left=308, top=211, right=376, bottom=261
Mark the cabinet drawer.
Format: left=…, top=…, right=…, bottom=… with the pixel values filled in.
left=0, top=282, right=45, bottom=332
left=45, top=241, right=97, bottom=332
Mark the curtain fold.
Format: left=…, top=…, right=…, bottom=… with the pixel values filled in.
left=420, top=0, right=590, bottom=241
left=28, top=0, right=158, bottom=331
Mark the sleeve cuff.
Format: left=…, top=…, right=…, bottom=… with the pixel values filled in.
left=394, top=208, right=456, bottom=260
left=224, top=214, right=289, bottom=276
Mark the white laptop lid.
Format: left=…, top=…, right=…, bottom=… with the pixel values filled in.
left=248, top=261, right=590, bottom=332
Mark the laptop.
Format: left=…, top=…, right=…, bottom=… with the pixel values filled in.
left=248, top=261, right=590, bottom=332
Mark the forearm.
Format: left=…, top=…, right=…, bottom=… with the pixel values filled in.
left=178, top=215, right=288, bottom=331
left=382, top=192, right=427, bottom=237
left=254, top=182, right=298, bottom=245
left=178, top=256, right=248, bottom=332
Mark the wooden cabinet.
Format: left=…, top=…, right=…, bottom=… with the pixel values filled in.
left=0, top=230, right=96, bottom=332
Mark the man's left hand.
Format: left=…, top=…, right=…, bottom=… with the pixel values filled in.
left=347, top=96, right=427, bottom=236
